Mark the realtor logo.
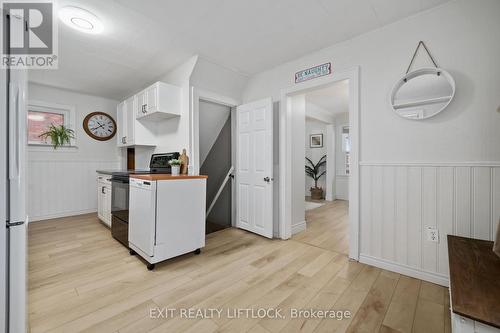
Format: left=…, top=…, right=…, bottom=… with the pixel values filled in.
left=1, top=1, right=58, bottom=69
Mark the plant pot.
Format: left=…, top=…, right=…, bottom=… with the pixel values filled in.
left=171, top=165, right=180, bottom=176
left=310, top=187, right=323, bottom=200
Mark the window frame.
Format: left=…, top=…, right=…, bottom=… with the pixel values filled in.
left=27, top=100, right=76, bottom=147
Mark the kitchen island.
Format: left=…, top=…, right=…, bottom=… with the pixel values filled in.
left=129, top=174, right=208, bottom=270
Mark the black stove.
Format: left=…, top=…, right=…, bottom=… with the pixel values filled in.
left=110, top=152, right=179, bottom=248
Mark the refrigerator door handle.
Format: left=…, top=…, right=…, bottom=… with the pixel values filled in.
left=7, top=221, right=25, bottom=227
left=8, top=82, right=20, bottom=180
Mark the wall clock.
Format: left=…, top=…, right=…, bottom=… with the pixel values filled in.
left=83, top=112, right=117, bottom=141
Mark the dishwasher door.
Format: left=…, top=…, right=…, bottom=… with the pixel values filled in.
left=129, top=178, right=157, bottom=257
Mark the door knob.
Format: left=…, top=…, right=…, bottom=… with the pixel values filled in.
left=264, top=177, right=271, bottom=183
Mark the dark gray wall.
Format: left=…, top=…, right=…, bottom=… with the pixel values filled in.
left=201, top=116, right=232, bottom=228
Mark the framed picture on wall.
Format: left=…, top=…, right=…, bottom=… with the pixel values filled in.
left=310, top=134, right=323, bottom=148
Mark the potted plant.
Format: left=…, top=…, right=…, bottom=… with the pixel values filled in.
left=305, top=155, right=327, bottom=200
left=169, top=159, right=181, bottom=176
left=39, top=124, right=75, bottom=149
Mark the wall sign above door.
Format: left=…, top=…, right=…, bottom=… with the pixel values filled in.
left=295, top=62, right=332, bottom=83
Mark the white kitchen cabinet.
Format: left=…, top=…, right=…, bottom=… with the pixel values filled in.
left=135, top=90, right=147, bottom=118
left=116, top=95, right=156, bottom=147
left=97, top=174, right=112, bottom=227
left=135, top=82, right=181, bottom=120
left=116, top=101, right=125, bottom=147
left=452, top=314, right=500, bottom=333
left=129, top=175, right=207, bottom=270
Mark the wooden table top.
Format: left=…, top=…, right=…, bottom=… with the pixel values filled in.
left=130, top=174, right=208, bottom=181
left=447, top=235, right=500, bottom=329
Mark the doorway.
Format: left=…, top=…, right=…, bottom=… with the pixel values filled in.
left=192, top=91, right=275, bottom=239
left=280, top=67, right=360, bottom=260
left=198, top=99, right=233, bottom=234
left=296, top=81, right=351, bottom=254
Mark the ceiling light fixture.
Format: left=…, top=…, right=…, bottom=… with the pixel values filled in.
left=59, top=6, right=103, bottom=34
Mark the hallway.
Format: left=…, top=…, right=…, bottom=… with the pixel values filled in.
left=294, top=200, right=349, bottom=255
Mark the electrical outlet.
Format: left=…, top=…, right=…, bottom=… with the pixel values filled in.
left=426, top=227, right=439, bottom=243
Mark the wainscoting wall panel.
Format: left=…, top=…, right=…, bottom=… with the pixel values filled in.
left=27, top=160, right=121, bottom=221
left=335, top=175, right=349, bottom=200
left=360, top=163, right=500, bottom=286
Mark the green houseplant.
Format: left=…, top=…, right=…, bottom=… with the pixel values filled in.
left=305, top=155, right=327, bottom=200
left=39, top=124, right=75, bottom=149
left=169, top=159, right=181, bottom=176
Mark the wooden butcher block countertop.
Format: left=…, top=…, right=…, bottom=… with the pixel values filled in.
left=131, top=174, right=208, bottom=181
left=447, top=235, right=500, bottom=329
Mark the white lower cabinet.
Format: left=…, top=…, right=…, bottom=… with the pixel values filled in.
left=97, top=174, right=112, bottom=227
left=129, top=176, right=207, bottom=270
left=451, top=311, right=500, bottom=333
left=449, top=283, right=500, bottom=333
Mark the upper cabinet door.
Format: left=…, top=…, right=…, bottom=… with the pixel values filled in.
left=136, top=82, right=181, bottom=121
left=116, top=94, right=157, bottom=148
left=116, top=101, right=127, bottom=147
left=136, top=90, right=147, bottom=118
left=126, top=96, right=136, bottom=145
left=145, top=85, right=158, bottom=113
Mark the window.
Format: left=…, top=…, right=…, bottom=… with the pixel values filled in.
left=345, top=153, right=350, bottom=175
left=341, top=126, right=351, bottom=153
left=341, top=126, right=350, bottom=175
left=27, top=101, right=75, bottom=146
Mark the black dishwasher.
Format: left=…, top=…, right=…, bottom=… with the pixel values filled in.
left=110, top=175, right=130, bottom=247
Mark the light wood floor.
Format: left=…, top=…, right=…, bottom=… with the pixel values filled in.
left=296, top=200, right=349, bottom=254
left=28, top=205, right=450, bottom=333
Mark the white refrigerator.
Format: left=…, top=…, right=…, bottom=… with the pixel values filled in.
left=1, top=9, right=28, bottom=333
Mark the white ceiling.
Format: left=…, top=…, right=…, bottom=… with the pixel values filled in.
left=29, top=0, right=451, bottom=100
left=305, top=79, right=349, bottom=115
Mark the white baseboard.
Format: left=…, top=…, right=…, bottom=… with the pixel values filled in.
left=291, top=220, right=306, bottom=235
left=359, top=254, right=449, bottom=287
left=29, top=209, right=97, bottom=222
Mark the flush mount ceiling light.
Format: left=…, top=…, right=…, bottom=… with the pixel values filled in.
left=59, top=6, right=103, bottom=34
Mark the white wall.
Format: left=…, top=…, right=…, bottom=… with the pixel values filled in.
left=135, top=56, right=198, bottom=169
left=335, top=112, right=349, bottom=200
left=243, top=0, right=500, bottom=284
left=191, top=57, right=248, bottom=103
left=134, top=56, right=249, bottom=169
left=305, top=101, right=335, bottom=124
left=360, top=164, right=500, bottom=286
left=305, top=117, right=328, bottom=196
left=27, top=83, right=121, bottom=221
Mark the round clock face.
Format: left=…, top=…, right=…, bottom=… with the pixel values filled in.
left=83, top=112, right=117, bottom=141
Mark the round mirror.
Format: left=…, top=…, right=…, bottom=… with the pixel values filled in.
left=391, top=68, right=455, bottom=120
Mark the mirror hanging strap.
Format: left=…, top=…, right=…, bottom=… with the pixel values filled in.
left=404, top=41, right=440, bottom=81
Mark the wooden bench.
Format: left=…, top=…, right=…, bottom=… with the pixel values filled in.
left=448, top=235, right=500, bottom=333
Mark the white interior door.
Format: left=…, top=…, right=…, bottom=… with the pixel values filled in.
left=236, top=98, right=273, bottom=238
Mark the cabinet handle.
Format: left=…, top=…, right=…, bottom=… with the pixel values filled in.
left=102, top=186, right=105, bottom=194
